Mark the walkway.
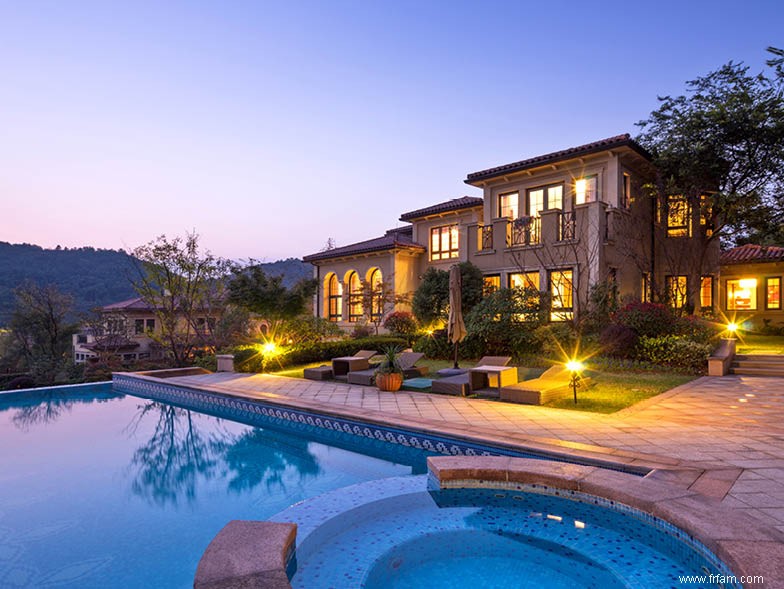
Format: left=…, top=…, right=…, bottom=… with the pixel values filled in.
left=166, top=371, right=784, bottom=536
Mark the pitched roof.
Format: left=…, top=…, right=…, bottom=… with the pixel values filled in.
left=720, top=244, right=784, bottom=265
left=303, top=226, right=425, bottom=263
left=399, top=196, right=483, bottom=222
left=102, top=297, right=152, bottom=311
left=465, top=134, right=652, bottom=184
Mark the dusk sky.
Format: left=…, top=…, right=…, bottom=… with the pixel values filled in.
left=1, top=1, right=781, bottom=261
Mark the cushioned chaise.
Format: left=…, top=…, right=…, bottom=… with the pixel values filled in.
left=500, top=366, right=592, bottom=405
left=430, top=356, right=512, bottom=396
left=347, top=352, right=427, bottom=386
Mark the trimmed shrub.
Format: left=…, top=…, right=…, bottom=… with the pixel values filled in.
left=350, top=324, right=374, bottom=339
left=280, top=315, right=344, bottom=345
left=614, top=302, right=675, bottom=338
left=282, top=336, right=408, bottom=367
left=674, top=315, right=719, bottom=345
left=635, top=335, right=711, bottom=373
left=533, top=323, right=578, bottom=359
left=232, top=345, right=266, bottom=373
left=599, top=324, right=640, bottom=358
left=5, top=375, right=35, bottom=390
left=383, top=311, right=418, bottom=338
left=412, top=330, right=484, bottom=360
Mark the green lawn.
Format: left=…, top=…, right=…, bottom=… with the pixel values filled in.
left=543, top=371, right=695, bottom=413
left=269, top=357, right=691, bottom=414
left=736, top=334, right=784, bottom=355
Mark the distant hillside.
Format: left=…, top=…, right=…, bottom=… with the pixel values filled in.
left=0, top=242, right=312, bottom=326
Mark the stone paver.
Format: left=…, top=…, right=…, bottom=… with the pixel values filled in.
left=166, top=372, right=784, bottom=532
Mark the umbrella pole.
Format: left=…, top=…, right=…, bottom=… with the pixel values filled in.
left=453, top=341, right=459, bottom=369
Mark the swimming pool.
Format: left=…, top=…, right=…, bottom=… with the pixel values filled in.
left=0, top=383, right=432, bottom=588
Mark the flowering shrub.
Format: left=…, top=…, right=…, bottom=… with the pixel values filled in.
left=383, top=311, right=418, bottom=337
left=613, top=302, right=675, bottom=337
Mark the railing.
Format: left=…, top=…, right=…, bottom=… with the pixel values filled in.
left=478, top=224, right=494, bottom=251
left=559, top=211, right=575, bottom=241
left=507, top=216, right=540, bottom=247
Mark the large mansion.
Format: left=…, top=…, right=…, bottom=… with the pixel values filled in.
left=303, top=134, right=723, bottom=328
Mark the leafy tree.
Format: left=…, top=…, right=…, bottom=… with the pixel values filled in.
left=130, top=232, right=233, bottom=366
left=411, top=262, right=484, bottom=326
left=9, top=282, right=77, bottom=384
left=637, top=59, right=784, bottom=248
left=357, top=277, right=410, bottom=335
left=227, top=263, right=317, bottom=331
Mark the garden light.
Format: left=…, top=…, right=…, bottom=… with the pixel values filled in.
left=565, top=359, right=584, bottom=404
left=726, top=322, right=738, bottom=335
left=262, top=342, right=278, bottom=355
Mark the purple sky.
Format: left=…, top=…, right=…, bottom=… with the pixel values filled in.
left=1, top=1, right=781, bottom=261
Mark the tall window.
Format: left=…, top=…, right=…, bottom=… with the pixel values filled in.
left=699, top=194, right=713, bottom=237
left=327, top=274, right=342, bottom=321
left=574, top=176, right=597, bottom=205
left=666, top=276, right=688, bottom=309
left=134, top=319, right=145, bottom=335
left=369, top=268, right=384, bottom=320
left=641, top=272, right=651, bottom=303
left=430, top=225, right=459, bottom=261
left=726, top=278, right=757, bottom=311
left=527, top=184, right=562, bottom=217
left=483, top=275, right=501, bottom=295
left=766, top=277, right=781, bottom=310
left=498, top=192, right=518, bottom=219
left=146, top=318, right=155, bottom=332
left=549, top=270, right=574, bottom=321
left=622, top=173, right=632, bottom=208
left=700, top=276, right=713, bottom=310
left=666, top=195, right=691, bottom=237
left=508, top=272, right=540, bottom=290
left=347, top=271, right=363, bottom=322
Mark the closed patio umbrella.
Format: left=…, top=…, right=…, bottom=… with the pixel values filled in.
left=448, top=264, right=467, bottom=369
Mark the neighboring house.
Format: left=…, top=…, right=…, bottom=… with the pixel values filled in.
left=304, top=134, right=720, bottom=327
left=72, top=297, right=218, bottom=364
left=720, top=244, right=784, bottom=329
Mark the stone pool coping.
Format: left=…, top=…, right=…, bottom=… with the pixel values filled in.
left=195, top=457, right=784, bottom=588
left=430, top=456, right=784, bottom=589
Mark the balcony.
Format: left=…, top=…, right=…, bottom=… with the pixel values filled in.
left=558, top=211, right=575, bottom=241
left=507, top=216, right=541, bottom=247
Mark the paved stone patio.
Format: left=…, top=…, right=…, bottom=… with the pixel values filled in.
left=166, top=371, right=784, bottom=537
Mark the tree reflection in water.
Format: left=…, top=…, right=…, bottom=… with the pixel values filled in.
left=8, top=392, right=115, bottom=431
left=125, top=402, right=322, bottom=506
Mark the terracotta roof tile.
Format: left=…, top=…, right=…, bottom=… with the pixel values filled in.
left=399, top=196, right=483, bottom=222
left=303, top=225, right=424, bottom=263
left=465, top=134, right=652, bottom=183
left=720, top=244, right=784, bottom=265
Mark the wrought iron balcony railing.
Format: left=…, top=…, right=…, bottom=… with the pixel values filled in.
left=507, top=216, right=540, bottom=247
left=559, top=211, right=575, bottom=241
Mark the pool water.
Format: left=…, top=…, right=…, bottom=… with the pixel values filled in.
left=0, top=384, right=430, bottom=588
left=285, top=480, right=739, bottom=588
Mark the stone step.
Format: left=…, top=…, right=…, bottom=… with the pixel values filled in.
left=730, top=366, right=784, bottom=377
left=734, top=354, right=784, bottom=362
left=732, top=360, right=784, bottom=369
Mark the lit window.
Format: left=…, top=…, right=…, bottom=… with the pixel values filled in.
left=430, top=225, right=459, bottom=261
left=622, top=173, right=632, bottom=208
left=641, top=273, right=651, bottom=303
left=527, top=184, right=563, bottom=217
left=369, top=268, right=384, bottom=319
left=666, top=195, right=691, bottom=237
left=498, top=192, right=518, bottom=219
left=700, top=276, right=713, bottom=309
left=347, top=271, right=363, bottom=322
left=766, top=277, right=781, bottom=310
left=574, top=176, right=597, bottom=205
left=548, top=185, right=563, bottom=210
left=326, top=274, right=343, bottom=321
left=726, top=278, right=757, bottom=311
left=483, top=275, right=500, bottom=295
left=509, top=272, right=540, bottom=291
left=134, top=319, right=145, bottom=334
left=699, top=194, right=713, bottom=236
left=528, top=188, right=544, bottom=217
left=549, top=270, right=574, bottom=321
left=666, top=276, right=688, bottom=309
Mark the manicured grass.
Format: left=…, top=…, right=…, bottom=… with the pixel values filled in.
left=543, top=371, right=695, bottom=414
left=736, top=334, right=784, bottom=355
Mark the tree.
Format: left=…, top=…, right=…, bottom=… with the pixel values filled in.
left=411, top=263, right=484, bottom=327
left=130, top=232, right=233, bottom=366
left=637, top=60, right=784, bottom=244
left=227, top=263, right=316, bottom=336
left=9, top=282, right=77, bottom=384
left=357, top=276, right=410, bottom=335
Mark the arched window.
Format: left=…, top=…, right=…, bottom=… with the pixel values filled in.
left=368, top=268, right=383, bottom=320
left=347, top=271, right=363, bottom=322
left=326, top=274, right=342, bottom=321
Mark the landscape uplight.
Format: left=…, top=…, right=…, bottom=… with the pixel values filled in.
left=726, top=322, right=739, bottom=336
left=565, top=359, right=584, bottom=404
left=262, top=342, right=278, bottom=355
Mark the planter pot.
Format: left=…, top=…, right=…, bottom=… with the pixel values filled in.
left=376, top=372, right=403, bottom=392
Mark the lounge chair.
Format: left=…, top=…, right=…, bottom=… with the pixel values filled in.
left=332, top=350, right=379, bottom=380
left=430, top=356, right=512, bottom=396
left=500, top=366, right=592, bottom=405
left=347, top=352, right=427, bottom=386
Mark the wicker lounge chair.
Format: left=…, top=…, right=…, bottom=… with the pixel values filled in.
left=430, top=356, right=512, bottom=396
left=347, top=352, right=427, bottom=386
left=500, top=366, right=591, bottom=405
left=332, top=350, right=379, bottom=381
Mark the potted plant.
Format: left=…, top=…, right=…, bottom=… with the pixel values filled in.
left=375, top=345, right=404, bottom=392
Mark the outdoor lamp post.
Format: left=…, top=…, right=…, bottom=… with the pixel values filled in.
left=566, top=360, right=584, bottom=405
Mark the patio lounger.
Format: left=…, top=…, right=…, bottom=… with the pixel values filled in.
left=331, top=350, right=379, bottom=380
left=346, top=367, right=376, bottom=386
left=347, top=352, right=427, bottom=386
left=500, top=366, right=591, bottom=405
left=430, top=356, right=513, bottom=396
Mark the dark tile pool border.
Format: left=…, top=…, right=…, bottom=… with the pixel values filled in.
left=112, top=373, right=649, bottom=475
